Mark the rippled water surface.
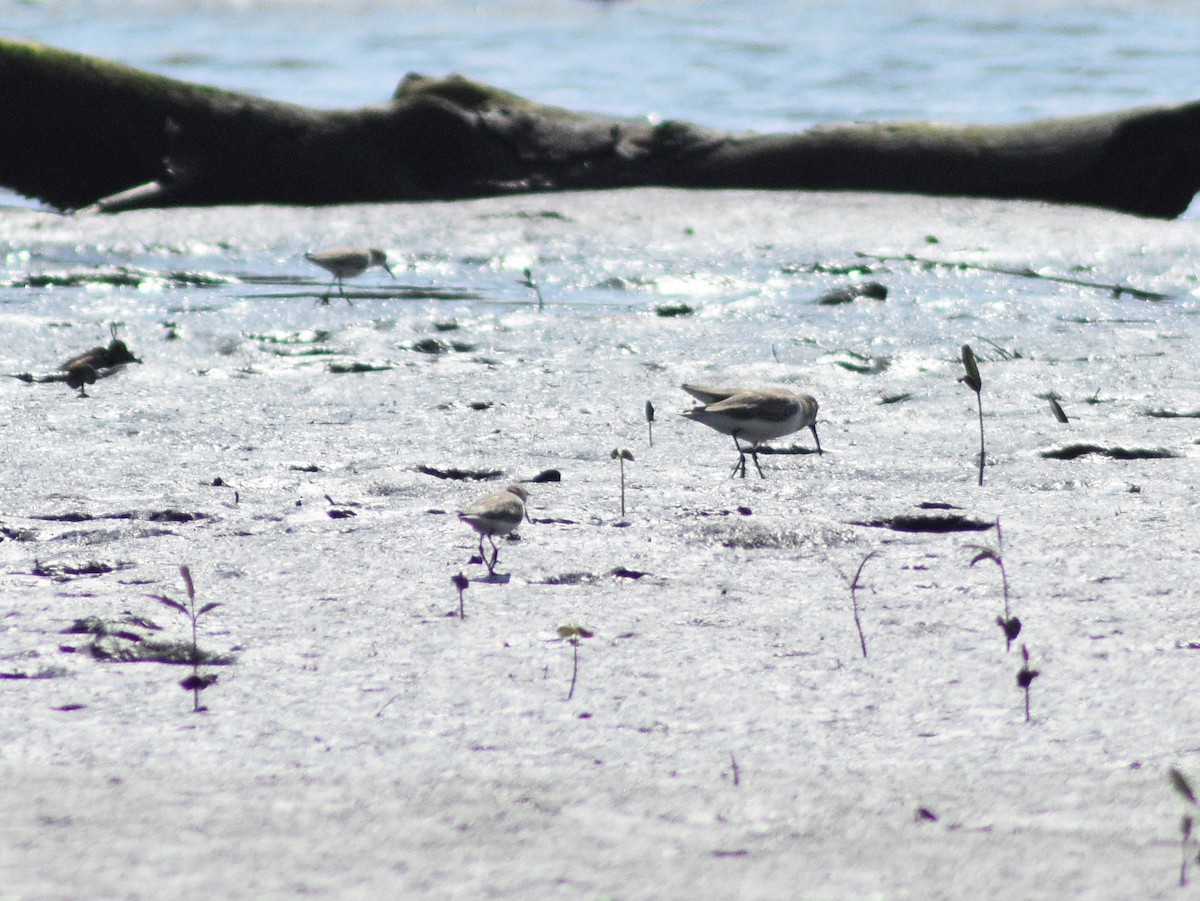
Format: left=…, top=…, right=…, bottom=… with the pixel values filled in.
left=11, top=0, right=1200, bottom=125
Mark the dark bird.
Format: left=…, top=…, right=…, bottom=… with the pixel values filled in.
left=60, top=338, right=140, bottom=397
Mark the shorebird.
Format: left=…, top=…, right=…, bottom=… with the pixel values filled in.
left=304, top=246, right=394, bottom=303
left=60, top=337, right=140, bottom=397
left=681, top=384, right=821, bottom=478
left=61, top=338, right=138, bottom=373
left=459, top=484, right=531, bottom=575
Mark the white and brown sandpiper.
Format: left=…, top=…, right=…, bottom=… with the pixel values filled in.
left=304, top=246, right=394, bottom=303
left=681, top=384, right=821, bottom=478
left=459, top=484, right=531, bottom=575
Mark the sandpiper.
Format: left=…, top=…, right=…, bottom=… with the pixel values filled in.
left=60, top=337, right=140, bottom=397
left=681, top=383, right=821, bottom=478
left=459, top=484, right=531, bottom=575
left=304, top=246, right=394, bottom=303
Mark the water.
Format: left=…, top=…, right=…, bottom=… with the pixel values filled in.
left=10, top=0, right=1200, bottom=126
left=5, top=4, right=1200, bottom=898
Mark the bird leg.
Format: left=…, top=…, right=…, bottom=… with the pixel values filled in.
left=810, top=424, right=823, bottom=455
left=486, top=536, right=500, bottom=575
left=730, top=433, right=748, bottom=478
left=749, top=445, right=766, bottom=479
left=729, top=432, right=768, bottom=478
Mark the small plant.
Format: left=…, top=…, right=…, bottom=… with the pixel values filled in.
left=150, top=565, right=221, bottom=713
left=645, top=400, right=655, bottom=447
left=556, top=624, right=594, bottom=701
left=1048, top=397, right=1069, bottom=424
left=1016, top=644, right=1039, bottom=723
left=968, top=518, right=1021, bottom=651
left=611, top=448, right=634, bottom=517
left=958, top=343, right=986, bottom=486
left=519, top=267, right=544, bottom=309
left=730, top=752, right=741, bottom=787
left=451, top=571, right=469, bottom=619
left=847, top=551, right=876, bottom=659
left=1170, top=767, right=1200, bottom=886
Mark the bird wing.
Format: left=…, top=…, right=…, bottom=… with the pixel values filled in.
left=461, top=492, right=524, bottom=523
left=681, top=383, right=743, bottom=404
left=704, top=392, right=783, bottom=420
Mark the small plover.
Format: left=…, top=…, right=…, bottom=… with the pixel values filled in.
left=459, top=484, right=531, bottom=575
left=681, top=384, right=821, bottom=478
left=60, top=338, right=140, bottom=397
left=304, top=246, right=394, bottom=303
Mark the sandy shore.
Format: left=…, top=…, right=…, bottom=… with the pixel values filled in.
left=1, top=189, right=1199, bottom=898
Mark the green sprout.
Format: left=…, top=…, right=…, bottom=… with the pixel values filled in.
left=519, top=267, right=544, bottom=309
left=556, top=624, right=595, bottom=701
left=968, top=518, right=1021, bottom=651
left=150, top=565, right=221, bottom=713
left=1015, top=644, right=1040, bottom=723
left=1048, top=397, right=1069, bottom=423
left=847, top=551, right=876, bottom=659
left=1170, top=767, right=1200, bottom=886
left=958, top=344, right=986, bottom=486
left=611, top=448, right=634, bottom=518
left=451, top=571, right=469, bottom=619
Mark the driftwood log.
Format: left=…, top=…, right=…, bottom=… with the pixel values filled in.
left=3, top=37, right=1200, bottom=217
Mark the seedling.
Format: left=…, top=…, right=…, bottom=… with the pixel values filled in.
left=730, top=753, right=741, bottom=787
left=451, top=571, right=469, bottom=619
left=519, top=267, right=544, bottom=309
left=150, top=565, right=221, bottom=713
left=958, top=344, right=986, bottom=486
left=1015, top=644, right=1039, bottom=723
left=556, top=624, right=594, bottom=701
left=1048, top=397, right=1069, bottom=424
left=645, top=400, right=655, bottom=447
left=847, top=551, right=875, bottom=658
left=1169, top=767, right=1200, bottom=886
left=968, top=519, right=1021, bottom=651
left=611, top=448, right=634, bottom=517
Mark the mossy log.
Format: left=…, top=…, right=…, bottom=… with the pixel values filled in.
left=3, top=37, right=1200, bottom=217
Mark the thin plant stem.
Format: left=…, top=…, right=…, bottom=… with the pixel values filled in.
left=556, top=625, right=592, bottom=701
left=452, top=572, right=468, bottom=619
left=994, top=519, right=1014, bottom=651
left=619, top=458, right=626, bottom=516
left=1183, top=815, right=1193, bottom=887
left=850, top=552, right=876, bottom=659
left=1017, top=644, right=1039, bottom=724
left=975, top=392, right=985, bottom=486
left=611, top=449, right=633, bottom=518
left=996, top=520, right=1010, bottom=621
left=181, top=565, right=201, bottom=711
left=567, top=640, right=579, bottom=701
